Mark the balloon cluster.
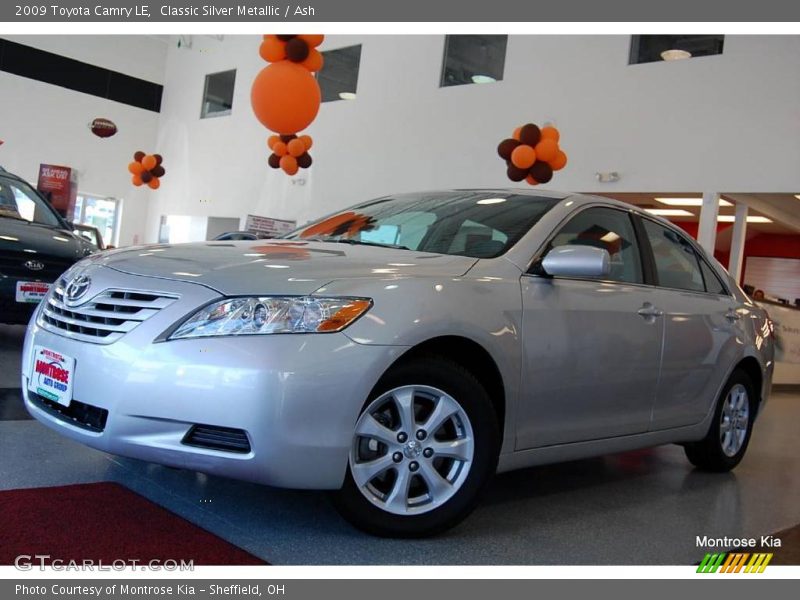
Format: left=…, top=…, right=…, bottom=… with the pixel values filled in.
left=497, top=124, right=568, bottom=185
left=252, top=35, right=324, bottom=176
left=127, top=151, right=165, bottom=190
left=267, top=133, right=313, bottom=175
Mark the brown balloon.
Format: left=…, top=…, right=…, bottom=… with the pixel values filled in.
left=507, top=165, right=528, bottom=182
left=150, top=165, right=166, bottom=178
left=133, top=151, right=145, bottom=162
left=497, top=138, right=520, bottom=160
left=297, top=153, right=312, bottom=169
left=286, top=38, right=310, bottom=62
left=153, top=154, right=163, bottom=166
left=519, top=124, right=541, bottom=147
left=280, top=134, right=296, bottom=143
left=268, top=153, right=281, bottom=169
left=276, top=35, right=296, bottom=41
left=529, top=161, right=553, bottom=184
left=140, top=171, right=153, bottom=184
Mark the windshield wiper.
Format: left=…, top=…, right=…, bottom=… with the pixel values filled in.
left=326, top=238, right=411, bottom=251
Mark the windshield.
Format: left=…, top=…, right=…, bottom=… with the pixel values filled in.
left=0, top=175, right=64, bottom=227
left=285, top=191, right=560, bottom=258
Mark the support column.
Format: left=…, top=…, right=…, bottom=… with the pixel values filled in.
left=728, top=202, right=748, bottom=281
left=697, top=191, right=720, bottom=254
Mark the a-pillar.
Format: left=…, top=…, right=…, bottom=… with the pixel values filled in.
left=728, top=201, right=749, bottom=282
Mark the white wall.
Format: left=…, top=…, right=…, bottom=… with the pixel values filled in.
left=146, top=34, right=800, bottom=242
left=0, top=35, right=167, bottom=246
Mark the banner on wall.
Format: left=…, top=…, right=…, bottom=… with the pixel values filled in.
left=36, top=164, right=77, bottom=218
left=245, top=214, right=297, bottom=238
left=758, top=301, right=800, bottom=364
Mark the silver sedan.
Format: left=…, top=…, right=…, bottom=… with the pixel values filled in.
left=21, top=190, right=774, bottom=536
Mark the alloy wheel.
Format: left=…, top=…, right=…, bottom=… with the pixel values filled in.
left=719, top=383, right=750, bottom=457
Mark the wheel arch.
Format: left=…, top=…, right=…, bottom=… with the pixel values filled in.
left=734, top=355, right=764, bottom=416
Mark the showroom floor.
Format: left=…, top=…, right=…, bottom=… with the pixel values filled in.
left=2, top=323, right=799, bottom=565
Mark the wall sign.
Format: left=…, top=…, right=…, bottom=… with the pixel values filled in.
left=245, top=214, right=297, bottom=237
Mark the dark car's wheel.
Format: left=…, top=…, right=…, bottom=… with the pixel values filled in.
left=684, top=370, right=756, bottom=472
left=331, top=355, right=500, bottom=537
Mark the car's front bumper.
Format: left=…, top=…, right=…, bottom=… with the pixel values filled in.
left=22, top=269, right=406, bottom=490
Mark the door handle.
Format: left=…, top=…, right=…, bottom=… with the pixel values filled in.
left=637, top=303, right=664, bottom=318
left=726, top=309, right=742, bottom=321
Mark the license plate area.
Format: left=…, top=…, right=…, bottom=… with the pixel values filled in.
left=29, top=346, right=75, bottom=407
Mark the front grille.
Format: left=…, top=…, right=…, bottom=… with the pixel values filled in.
left=28, top=391, right=108, bottom=432
left=0, top=252, right=73, bottom=281
left=39, top=279, right=178, bottom=344
left=182, top=424, right=252, bottom=454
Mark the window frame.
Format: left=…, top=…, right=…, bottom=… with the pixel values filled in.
left=200, top=69, right=237, bottom=119
left=317, top=44, right=362, bottom=103
left=635, top=214, right=732, bottom=298
left=527, top=204, right=648, bottom=287
left=439, top=34, right=509, bottom=88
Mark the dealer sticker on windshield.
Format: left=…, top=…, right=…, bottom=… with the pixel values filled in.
left=16, top=281, right=50, bottom=303
left=29, top=346, right=75, bottom=407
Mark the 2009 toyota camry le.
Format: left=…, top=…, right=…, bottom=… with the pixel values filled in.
left=21, top=190, right=774, bottom=537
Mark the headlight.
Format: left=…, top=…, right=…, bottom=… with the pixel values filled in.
left=169, top=296, right=372, bottom=339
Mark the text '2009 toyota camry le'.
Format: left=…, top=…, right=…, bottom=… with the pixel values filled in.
left=21, top=190, right=774, bottom=537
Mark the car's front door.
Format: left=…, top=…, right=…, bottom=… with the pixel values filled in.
left=638, top=217, right=744, bottom=430
left=516, top=206, right=664, bottom=449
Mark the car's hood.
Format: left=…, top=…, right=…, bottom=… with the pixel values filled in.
left=0, top=217, right=87, bottom=260
left=96, top=240, right=479, bottom=295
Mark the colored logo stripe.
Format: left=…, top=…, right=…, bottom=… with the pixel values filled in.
left=697, top=552, right=773, bottom=573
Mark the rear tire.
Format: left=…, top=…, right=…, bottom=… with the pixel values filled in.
left=684, top=370, right=756, bottom=472
left=331, top=355, right=500, bottom=537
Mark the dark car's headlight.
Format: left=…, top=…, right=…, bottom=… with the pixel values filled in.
left=169, top=296, right=372, bottom=340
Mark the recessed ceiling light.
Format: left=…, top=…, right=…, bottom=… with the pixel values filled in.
left=717, top=215, right=773, bottom=223
left=655, top=197, right=733, bottom=207
left=795, top=195, right=800, bottom=200
left=471, top=75, right=496, bottom=84
left=661, top=49, right=692, bottom=61
left=477, top=198, right=506, bottom=205
left=645, top=208, right=695, bottom=217
left=338, top=92, right=356, bottom=100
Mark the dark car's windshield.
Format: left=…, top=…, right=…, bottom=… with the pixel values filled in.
left=284, top=191, right=561, bottom=258
left=0, top=175, right=64, bottom=227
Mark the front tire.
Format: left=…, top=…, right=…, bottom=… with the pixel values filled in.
left=331, top=355, right=500, bottom=537
left=684, top=370, right=756, bottom=472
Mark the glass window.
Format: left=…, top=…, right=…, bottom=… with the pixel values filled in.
left=73, top=194, right=121, bottom=247
left=643, top=219, right=705, bottom=292
left=286, top=192, right=559, bottom=259
left=0, top=175, right=62, bottom=227
left=629, top=35, right=724, bottom=65
left=440, top=35, right=508, bottom=87
left=318, top=45, right=361, bottom=102
left=548, top=207, right=643, bottom=284
left=699, top=258, right=728, bottom=295
left=201, top=69, right=236, bottom=118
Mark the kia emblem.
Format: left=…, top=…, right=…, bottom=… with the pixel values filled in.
left=24, top=260, right=45, bottom=271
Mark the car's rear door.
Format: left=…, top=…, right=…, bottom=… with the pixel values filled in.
left=516, top=205, right=664, bottom=449
left=637, top=216, right=744, bottom=430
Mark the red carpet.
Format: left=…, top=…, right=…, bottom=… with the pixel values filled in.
left=0, top=482, right=266, bottom=565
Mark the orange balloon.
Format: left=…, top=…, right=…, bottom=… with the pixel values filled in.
left=251, top=61, right=321, bottom=135
left=132, top=174, right=143, bottom=186
left=267, top=135, right=281, bottom=149
left=148, top=177, right=160, bottom=190
left=280, top=155, right=299, bottom=175
left=299, top=135, right=313, bottom=151
left=287, top=138, right=306, bottom=157
left=298, top=34, right=324, bottom=48
left=510, top=145, right=537, bottom=170
left=535, top=139, right=559, bottom=163
left=128, top=161, right=144, bottom=175
left=550, top=150, right=568, bottom=171
left=526, top=175, right=539, bottom=186
left=142, top=155, right=157, bottom=170
left=540, top=126, right=560, bottom=143
left=259, top=36, right=286, bottom=62
left=512, top=126, right=522, bottom=141
left=272, top=141, right=288, bottom=157
left=301, top=49, right=324, bottom=72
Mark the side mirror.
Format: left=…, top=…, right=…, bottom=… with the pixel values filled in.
left=540, top=246, right=611, bottom=278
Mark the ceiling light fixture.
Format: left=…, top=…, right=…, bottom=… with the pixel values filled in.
left=661, top=49, right=692, bottom=61
left=477, top=198, right=506, bottom=205
left=645, top=208, right=695, bottom=217
left=471, top=75, right=496, bottom=84
left=338, top=92, right=356, bottom=100
left=795, top=195, right=800, bottom=201
left=717, top=215, right=773, bottom=224
left=655, top=197, right=733, bottom=207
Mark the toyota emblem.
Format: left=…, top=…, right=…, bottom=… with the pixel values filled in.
left=65, top=274, right=91, bottom=303
left=24, top=260, right=45, bottom=271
